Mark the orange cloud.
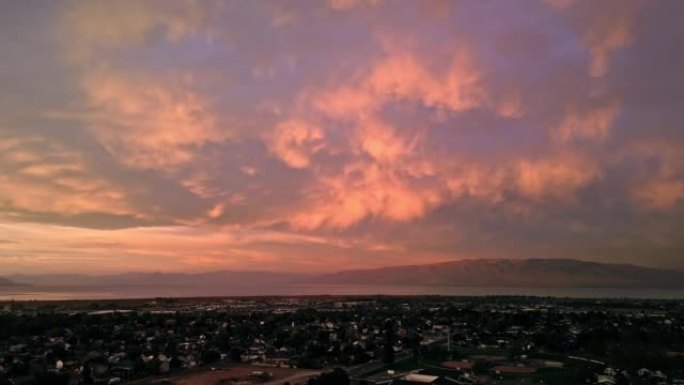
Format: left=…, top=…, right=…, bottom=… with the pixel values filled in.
left=5, top=0, right=681, bottom=273
left=516, top=154, right=599, bottom=202
left=0, top=136, right=133, bottom=217
left=267, top=119, right=325, bottom=169
left=313, top=85, right=380, bottom=120
left=0, top=221, right=388, bottom=274
left=634, top=180, right=684, bottom=211
left=354, top=118, right=416, bottom=163
left=273, top=49, right=488, bottom=229
left=312, top=51, right=485, bottom=120
left=553, top=103, right=621, bottom=143
left=626, top=141, right=684, bottom=211
left=447, top=166, right=508, bottom=205
left=496, top=92, right=525, bottom=119
left=368, top=53, right=485, bottom=112
left=81, top=70, right=226, bottom=171
left=292, top=161, right=443, bottom=230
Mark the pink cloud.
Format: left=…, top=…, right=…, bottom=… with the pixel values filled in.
left=267, top=119, right=326, bottom=169
left=547, top=0, right=645, bottom=78
left=0, top=136, right=133, bottom=217
left=368, top=52, right=485, bottom=112
left=553, top=103, right=621, bottom=143
left=516, top=154, right=599, bottom=202
left=58, top=0, right=206, bottom=62
left=634, top=180, right=684, bottom=211
left=292, top=161, right=443, bottom=230
left=81, top=70, right=227, bottom=171
left=3, top=0, right=683, bottom=273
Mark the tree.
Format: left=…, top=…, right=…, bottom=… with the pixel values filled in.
left=473, top=360, right=491, bottom=375
left=230, top=347, right=243, bottom=363
left=201, top=349, right=221, bottom=364
left=572, top=364, right=596, bottom=384
left=383, top=320, right=396, bottom=365
left=310, top=368, right=350, bottom=385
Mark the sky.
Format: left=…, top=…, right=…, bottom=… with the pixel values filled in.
left=0, top=0, right=683, bottom=275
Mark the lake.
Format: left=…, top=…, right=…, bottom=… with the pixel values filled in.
left=2, top=284, right=684, bottom=300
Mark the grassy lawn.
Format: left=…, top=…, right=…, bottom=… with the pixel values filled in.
left=532, top=368, right=575, bottom=385
left=460, top=347, right=511, bottom=357
left=488, top=368, right=573, bottom=385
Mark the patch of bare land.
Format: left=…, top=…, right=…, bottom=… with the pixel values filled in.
left=137, top=364, right=319, bottom=385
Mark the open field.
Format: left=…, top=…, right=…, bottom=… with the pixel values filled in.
left=442, top=360, right=473, bottom=370
left=133, top=364, right=319, bottom=385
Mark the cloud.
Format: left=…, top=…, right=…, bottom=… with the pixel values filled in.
left=547, top=0, right=645, bottom=78
left=368, top=52, right=485, bottom=112
left=78, top=70, right=228, bottom=171
left=515, top=154, right=599, bottom=202
left=0, top=221, right=404, bottom=274
left=57, top=0, right=206, bottom=62
left=625, top=141, right=684, bottom=211
left=355, top=118, right=417, bottom=163
left=327, top=0, right=382, bottom=11
left=274, top=48, right=487, bottom=229
left=292, top=159, right=443, bottom=230
left=635, top=180, right=684, bottom=211
left=2, top=0, right=684, bottom=272
left=552, top=103, right=621, bottom=143
left=0, top=134, right=134, bottom=218
left=267, top=119, right=325, bottom=169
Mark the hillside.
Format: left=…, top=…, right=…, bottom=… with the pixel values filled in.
left=8, top=259, right=684, bottom=290
left=0, top=277, right=23, bottom=287
left=314, top=259, right=684, bottom=288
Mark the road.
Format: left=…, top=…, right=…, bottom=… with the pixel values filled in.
left=346, top=331, right=456, bottom=380
left=346, top=353, right=413, bottom=380
left=260, top=370, right=322, bottom=385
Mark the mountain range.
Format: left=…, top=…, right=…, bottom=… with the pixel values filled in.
left=313, top=258, right=684, bottom=288
left=0, top=277, right=23, bottom=287
left=3, top=258, right=684, bottom=289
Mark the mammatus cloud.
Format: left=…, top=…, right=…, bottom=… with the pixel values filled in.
left=552, top=103, right=621, bottom=143
left=267, top=120, right=325, bottom=169
left=0, top=0, right=683, bottom=273
left=515, top=154, right=599, bottom=202
left=275, top=50, right=487, bottom=228
left=80, top=70, right=227, bottom=171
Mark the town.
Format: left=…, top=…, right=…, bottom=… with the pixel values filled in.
left=0, top=296, right=683, bottom=385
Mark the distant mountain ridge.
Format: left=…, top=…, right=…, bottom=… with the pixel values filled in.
left=6, top=270, right=305, bottom=287
left=0, top=277, right=24, bottom=287
left=4, top=259, right=684, bottom=289
left=314, top=258, right=684, bottom=288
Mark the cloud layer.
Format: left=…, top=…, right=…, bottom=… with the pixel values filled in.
left=1, top=0, right=683, bottom=274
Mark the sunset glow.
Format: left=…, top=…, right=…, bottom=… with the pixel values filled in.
left=1, top=0, right=683, bottom=274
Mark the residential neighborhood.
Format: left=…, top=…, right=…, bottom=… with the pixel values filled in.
left=0, top=297, right=683, bottom=385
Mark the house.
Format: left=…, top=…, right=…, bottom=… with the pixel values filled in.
left=393, top=373, right=441, bottom=385
left=596, top=375, right=616, bottom=385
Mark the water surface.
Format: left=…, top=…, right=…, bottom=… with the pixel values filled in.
left=2, top=284, right=684, bottom=300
